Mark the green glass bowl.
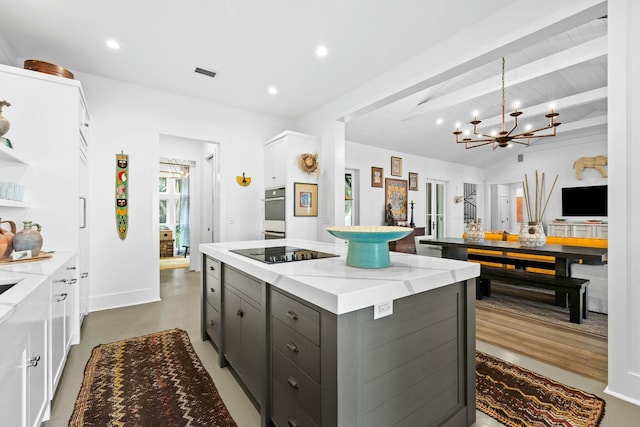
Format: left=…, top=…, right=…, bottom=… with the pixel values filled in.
left=326, top=226, right=413, bottom=268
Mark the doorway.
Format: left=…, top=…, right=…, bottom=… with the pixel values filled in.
left=158, top=134, right=219, bottom=272
left=345, top=169, right=359, bottom=226
left=159, top=159, right=191, bottom=270
left=425, top=180, right=446, bottom=239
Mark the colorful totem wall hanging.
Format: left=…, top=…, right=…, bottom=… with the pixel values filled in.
left=116, top=152, right=129, bottom=239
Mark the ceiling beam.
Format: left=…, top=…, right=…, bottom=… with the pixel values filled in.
left=473, top=86, right=607, bottom=130
left=341, top=1, right=607, bottom=123
left=403, top=35, right=607, bottom=121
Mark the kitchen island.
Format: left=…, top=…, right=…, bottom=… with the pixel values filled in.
left=200, top=239, right=480, bottom=427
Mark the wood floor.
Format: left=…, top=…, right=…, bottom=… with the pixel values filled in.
left=476, top=303, right=608, bottom=383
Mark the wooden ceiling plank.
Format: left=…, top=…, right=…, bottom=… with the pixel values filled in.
left=403, top=36, right=607, bottom=121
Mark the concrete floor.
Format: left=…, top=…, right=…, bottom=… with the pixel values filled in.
left=44, top=268, right=640, bottom=426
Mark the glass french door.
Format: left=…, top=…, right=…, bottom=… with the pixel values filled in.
left=425, top=180, right=446, bottom=239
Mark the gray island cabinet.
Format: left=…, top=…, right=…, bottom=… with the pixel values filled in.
left=200, top=239, right=480, bottom=427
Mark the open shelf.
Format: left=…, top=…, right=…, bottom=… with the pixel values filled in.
left=0, top=142, right=29, bottom=166
left=0, top=199, right=30, bottom=208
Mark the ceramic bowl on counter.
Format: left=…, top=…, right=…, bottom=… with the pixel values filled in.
left=326, top=225, right=413, bottom=268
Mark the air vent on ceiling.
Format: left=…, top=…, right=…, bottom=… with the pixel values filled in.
left=517, top=154, right=524, bottom=163
left=195, top=67, right=217, bottom=78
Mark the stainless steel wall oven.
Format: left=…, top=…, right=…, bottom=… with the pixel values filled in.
left=264, top=187, right=285, bottom=239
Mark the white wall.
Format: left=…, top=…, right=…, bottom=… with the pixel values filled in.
left=346, top=140, right=484, bottom=238
left=483, top=134, right=608, bottom=226
left=78, top=71, right=293, bottom=312
left=607, top=0, right=640, bottom=406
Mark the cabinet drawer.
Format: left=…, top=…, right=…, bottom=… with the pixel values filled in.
left=272, top=318, right=320, bottom=383
left=272, top=381, right=319, bottom=427
left=205, top=257, right=221, bottom=280
left=205, top=302, right=220, bottom=347
left=272, top=290, right=319, bottom=345
left=205, top=275, right=221, bottom=310
left=225, top=266, right=262, bottom=306
left=272, top=348, right=321, bottom=424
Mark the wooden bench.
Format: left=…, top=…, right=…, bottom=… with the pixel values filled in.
left=477, top=265, right=590, bottom=324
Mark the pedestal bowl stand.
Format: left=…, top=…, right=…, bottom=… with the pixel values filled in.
left=326, top=226, right=413, bottom=268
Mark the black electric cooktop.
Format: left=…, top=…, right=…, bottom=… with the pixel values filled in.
left=230, top=246, right=339, bottom=264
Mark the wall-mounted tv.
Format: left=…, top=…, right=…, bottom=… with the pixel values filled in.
left=561, top=185, right=607, bottom=217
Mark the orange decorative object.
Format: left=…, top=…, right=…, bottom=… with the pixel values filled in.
left=24, top=59, right=74, bottom=79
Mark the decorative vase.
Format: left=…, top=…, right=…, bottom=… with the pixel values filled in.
left=519, top=222, right=546, bottom=247
left=0, top=218, right=17, bottom=257
left=466, top=219, right=484, bottom=242
left=13, top=221, right=43, bottom=256
left=0, top=100, right=10, bottom=137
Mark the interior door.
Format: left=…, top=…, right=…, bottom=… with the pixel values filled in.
left=499, top=195, right=510, bottom=231
left=425, top=180, right=445, bottom=239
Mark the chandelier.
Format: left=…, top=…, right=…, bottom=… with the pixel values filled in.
left=453, top=57, right=560, bottom=149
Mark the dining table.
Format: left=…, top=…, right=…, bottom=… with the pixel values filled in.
left=423, top=237, right=608, bottom=277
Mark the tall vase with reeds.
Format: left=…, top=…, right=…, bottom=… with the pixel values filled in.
left=520, top=170, right=558, bottom=247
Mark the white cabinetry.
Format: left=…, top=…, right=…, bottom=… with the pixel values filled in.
left=264, top=131, right=319, bottom=240
left=547, top=222, right=608, bottom=238
left=0, top=276, right=49, bottom=427
left=49, top=256, right=78, bottom=396
left=0, top=64, right=89, bottom=340
left=264, top=138, right=285, bottom=189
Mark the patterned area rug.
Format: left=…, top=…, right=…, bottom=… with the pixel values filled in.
left=476, top=351, right=606, bottom=427
left=70, top=328, right=236, bottom=427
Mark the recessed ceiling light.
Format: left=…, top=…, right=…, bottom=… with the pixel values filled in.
left=316, top=45, right=328, bottom=58
left=436, top=118, right=443, bottom=125
left=268, top=86, right=278, bottom=95
left=106, top=39, right=120, bottom=50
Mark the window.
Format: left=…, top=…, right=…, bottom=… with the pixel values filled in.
left=159, top=171, right=185, bottom=255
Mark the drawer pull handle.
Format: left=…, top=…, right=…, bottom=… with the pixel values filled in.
left=286, top=310, right=299, bottom=321
left=286, top=342, right=299, bottom=353
left=286, top=377, right=299, bottom=389
left=287, top=418, right=298, bottom=427
left=81, top=272, right=89, bottom=279
left=209, top=266, right=216, bottom=271
left=209, top=320, right=215, bottom=326
left=66, top=266, right=77, bottom=270
left=27, top=355, right=41, bottom=368
left=56, top=293, right=68, bottom=302
left=68, top=278, right=78, bottom=285
left=54, top=278, right=67, bottom=284
left=209, top=287, right=215, bottom=293
left=236, top=309, right=244, bottom=318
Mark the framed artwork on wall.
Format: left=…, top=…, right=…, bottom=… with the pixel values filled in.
left=408, top=172, right=418, bottom=191
left=294, top=182, right=318, bottom=217
left=391, top=156, right=402, bottom=176
left=371, top=167, right=383, bottom=188
left=385, top=178, right=408, bottom=221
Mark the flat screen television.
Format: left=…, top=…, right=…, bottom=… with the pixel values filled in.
left=561, top=185, right=607, bottom=217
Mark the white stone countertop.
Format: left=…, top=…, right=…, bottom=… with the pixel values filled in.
left=0, top=251, right=76, bottom=325
left=200, top=239, right=480, bottom=315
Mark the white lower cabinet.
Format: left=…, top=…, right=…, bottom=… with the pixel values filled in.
left=50, top=256, right=78, bottom=396
left=0, top=278, right=49, bottom=427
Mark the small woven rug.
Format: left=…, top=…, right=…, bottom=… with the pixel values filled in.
left=69, top=328, right=237, bottom=427
left=476, top=351, right=606, bottom=427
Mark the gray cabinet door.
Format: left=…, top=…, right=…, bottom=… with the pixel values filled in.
left=224, top=285, right=264, bottom=406
left=240, top=299, right=263, bottom=404
left=223, top=288, right=242, bottom=368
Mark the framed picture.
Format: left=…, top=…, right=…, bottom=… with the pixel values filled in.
left=385, top=178, right=408, bottom=221
left=371, top=167, right=384, bottom=188
left=391, top=156, right=402, bottom=176
left=408, top=172, right=418, bottom=191
left=294, top=182, right=318, bottom=217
